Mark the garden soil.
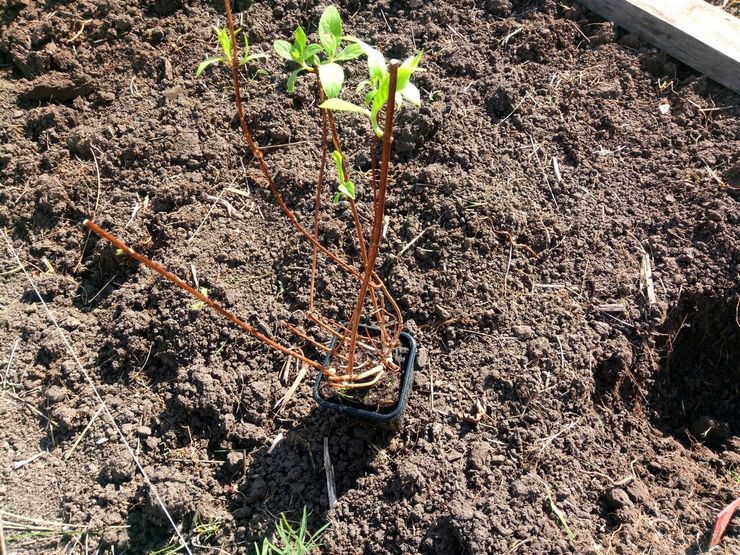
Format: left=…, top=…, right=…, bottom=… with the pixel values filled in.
left=1, top=0, right=739, bottom=553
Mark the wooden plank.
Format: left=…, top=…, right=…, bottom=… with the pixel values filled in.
left=578, top=0, right=740, bottom=94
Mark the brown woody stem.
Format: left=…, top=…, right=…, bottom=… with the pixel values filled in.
left=345, top=61, right=401, bottom=376
left=83, top=219, right=325, bottom=372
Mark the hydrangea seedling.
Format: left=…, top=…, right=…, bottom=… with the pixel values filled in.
left=273, top=6, right=364, bottom=96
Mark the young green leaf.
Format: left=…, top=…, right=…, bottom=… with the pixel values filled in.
left=196, top=57, right=224, bottom=77
left=346, top=37, right=386, bottom=82
left=273, top=39, right=293, bottom=61
left=400, top=82, right=421, bottom=106
left=320, top=6, right=343, bottom=39
left=304, top=43, right=324, bottom=64
left=334, top=43, right=364, bottom=62
left=318, top=62, right=344, bottom=99
left=332, top=150, right=346, bottom=183
left=241, top=53, right=267, bottom=66
left=286, top=68, right=301, bottom=93
left=216, top=27, right=234, bottom=61
left=294, top=26, right=307, bottom=54
left=397, top=50, right=424, bottom=92
left=319, top=6, right=342, bottom=58
left=319, top=98, right=370, bottom=115
left=338, top=180, right=355, bottom=199
left=240, top=36, right=267, bottom=66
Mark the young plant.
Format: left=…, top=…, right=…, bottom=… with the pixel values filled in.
left=196, top=26, right=266, bottom=77
left=84, top=2, right=425, bottom=411
left=273, top=6, right=363, bottom=96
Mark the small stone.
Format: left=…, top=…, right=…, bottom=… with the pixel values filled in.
left=161, top=58, right=174, bottom=81
left=646, top=461, right=664, bottom=475
left=526, top=337, right=550, bottom=360
left=66, top=127, right=96, bottom=158
left=604, top=488, right=632, bottom=510
left=63, top=317, right=81, bottom=330
left=467, top=441, right=494, bottom=470
left=137, top=426, right=152, bottom=437
left=147, top=27, right=165, bottom=44
left=416, top=347, right=429, bottom=369
left=446, top=449, right=464, bottom=462
left=97, top=91, right=115, bottom=104
left=512, top=325, right=534, bottom=339
left=145, top=436, right=160, bottom=451
left=247, top=476, right=267, bottom=501
left=113, top=16, right=133, bottom=32
left=434, top=304, right=451, bottom=320
left=592, top=321, right=611, bottom=337
left=45, top=385, right=67, bottom=403
left=618, top=34, right=641, bottom=50
left=485, top=0, right=512, bottom=16
left=51, top=405, right=78, bottom=429
left=21, top=72, right=95, bottom=102
left=397, top=460, right=423, bottom=494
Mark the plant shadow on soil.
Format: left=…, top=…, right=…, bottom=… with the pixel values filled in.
left=138, top=394, right=398, bottom=551
left=649, top=291, right=740, bottom=451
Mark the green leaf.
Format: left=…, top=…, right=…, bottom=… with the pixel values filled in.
left=286, top=68, right=301, bottom=93
left=319, top=6, right=342, bottom=58
left=304, top=44, right=324, bottom=62
left=347, top=37, right=386, bottom=82
left=318, top=62, right=344, bottom=99
left=240, top=36, right=267, bottom=66
left=319, top=98, right=370, bottom=115
left=332, top=150, right=346, bottom=183
left=320, top=6, right=343, bottom=39
left=195, top=57, right=224, bottom=77
left=400, top=82, right=421, bottom=106
left=334, top=43, right=364, bottom=62
left=241, top=53, right=267, bottom=66
left=273, top=39, right=293, bottom=61
left=372, top=73, right=389, bottom=114
left=397, top=50, right=424, bottom=92
left=338, top=180, right=355, bottom=200
left=320, top=35, right=339, bottom=60
left=216, top=27, right=233, bottom=61
left=294, top=26, right=307, bottom=54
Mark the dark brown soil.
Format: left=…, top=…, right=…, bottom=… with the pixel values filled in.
left=1, top=1, right=739, bottom=554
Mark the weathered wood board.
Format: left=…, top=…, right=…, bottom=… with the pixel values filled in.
left=578, top=0, right=740, bottom=94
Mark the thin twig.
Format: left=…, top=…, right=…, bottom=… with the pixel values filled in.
left=503, top=244, right=513, bottom=290
left=74, top=146, right=103, bottom=272
left=324, top=437, right=337, bottom=510
left=64, top=405, right=105, bottom=460
left=393, top=228, right=427, bottom=259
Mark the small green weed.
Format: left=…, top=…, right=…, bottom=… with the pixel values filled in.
left=254, top=508, right=329, bottom=555
left=545, top=485, right=576, bottom=542
left=196, top=26, right=266, bottom=77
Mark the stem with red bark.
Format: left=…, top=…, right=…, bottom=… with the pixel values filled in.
left=345, top=61, right=400, bottom=376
